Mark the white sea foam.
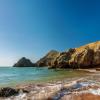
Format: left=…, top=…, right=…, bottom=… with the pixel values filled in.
left=89, top=88, right=100, bottom=95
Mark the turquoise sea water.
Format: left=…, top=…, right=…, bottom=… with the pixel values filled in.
left=0, top=67, right=86, bottom=86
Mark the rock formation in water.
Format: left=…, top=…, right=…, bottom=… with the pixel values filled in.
left=13, top=57, right=36, bottom=67
left=51, top=41, right=100, bottom=69
left=36, top=50, right=60, bottom=67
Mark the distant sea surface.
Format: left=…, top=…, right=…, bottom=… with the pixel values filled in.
left=0, top=67, right=87, bottom=87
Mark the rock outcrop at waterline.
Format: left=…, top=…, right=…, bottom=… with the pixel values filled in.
left=51, top=41, right=100, bottom=69
left=13, top=57, right=36, bottom=67
left=36, top=50, right=60, bottom=67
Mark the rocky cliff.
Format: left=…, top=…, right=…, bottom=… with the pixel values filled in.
left=13, top=41, right=100, bottom=68
left=51, top=41, right=100, bottom=69
left=13, top=57, right=36, bottom=67
left=36, top=50, right=60, bottom=67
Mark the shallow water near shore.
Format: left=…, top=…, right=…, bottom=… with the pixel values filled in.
left=0, top=67, right=88, bottom=87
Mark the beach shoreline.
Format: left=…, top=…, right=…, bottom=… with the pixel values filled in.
left=0, top=69, right=100, bottom=100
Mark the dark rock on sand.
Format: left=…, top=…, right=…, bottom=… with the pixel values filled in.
left=13, top=57, right=36, bottom=67
left=0, top=87, right=19, bottom=97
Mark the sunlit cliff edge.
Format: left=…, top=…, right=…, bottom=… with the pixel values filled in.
left=13, top=41, right=100, bottom=69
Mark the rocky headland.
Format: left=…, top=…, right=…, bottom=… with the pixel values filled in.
left=37, top=41, right=100, bottom=69
left=36, top=50, right=60, bottom=67
left=13, top=41, right=100, bottom=69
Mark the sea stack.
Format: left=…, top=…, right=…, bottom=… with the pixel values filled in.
left=13, top=57, right=36, bottom=67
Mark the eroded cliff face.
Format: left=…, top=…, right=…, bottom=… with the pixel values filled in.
left=36, top=50, right=60, bottom=67
left=51, top=41, right=100, bottom=68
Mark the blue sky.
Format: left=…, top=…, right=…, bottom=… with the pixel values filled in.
left=0, top=0, right=100, bottom=66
